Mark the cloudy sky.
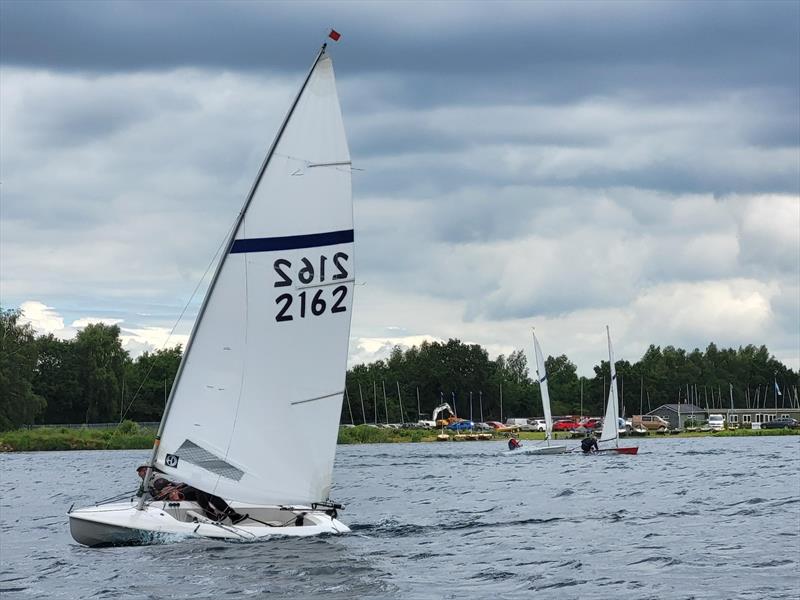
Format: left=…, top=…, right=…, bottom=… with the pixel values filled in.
left=2, top=0, right=798, bottom=374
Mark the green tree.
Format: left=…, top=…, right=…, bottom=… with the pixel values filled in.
left=33, top=334, right=81, bottom=423
left=124, top=346, right=182, bottom=421
left=0, top=308, right=45, bottom=429
left=73, top=323, right=127, bottom=423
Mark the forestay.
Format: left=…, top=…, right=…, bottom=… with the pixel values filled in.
left=155, top=55, right=353, bottom=506
left=599, top=327, right=619, bottom=446
left=532, top=332, right=554, bottom=441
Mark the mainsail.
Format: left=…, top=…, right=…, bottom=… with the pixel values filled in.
left=532, top=331, right=553, bottom=442
left=151, top=52, right=353, bottom=506
left=598, top=326, right=619, bottom=446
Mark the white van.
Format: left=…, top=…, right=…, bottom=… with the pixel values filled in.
left=505, top=418, right=528, bottom=427
left=708, top=414, right=725, bottom=431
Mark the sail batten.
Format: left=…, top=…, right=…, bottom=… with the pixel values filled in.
left=152, top=53, right=353, bottom=506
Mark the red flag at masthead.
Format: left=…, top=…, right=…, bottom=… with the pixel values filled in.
left=328, top=29, right=341, bottom=41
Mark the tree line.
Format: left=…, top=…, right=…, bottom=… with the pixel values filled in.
left=1, top=308, right=179, bottom=430
left=342, top=338, right=799, bottom=425
left=1, top=307, right=797, bottom=431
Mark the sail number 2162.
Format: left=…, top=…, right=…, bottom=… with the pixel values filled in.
left=273, top=253, right=349, bottom=322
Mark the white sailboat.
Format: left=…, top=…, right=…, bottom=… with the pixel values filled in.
left=69, top=38, right=354, bottom=546
left=503, top=330, right=566, bottom=455
left=596, top=326, right=638, bottom=455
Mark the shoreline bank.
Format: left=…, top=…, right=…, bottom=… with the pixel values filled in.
left=0, top=424, right=797, bottom=452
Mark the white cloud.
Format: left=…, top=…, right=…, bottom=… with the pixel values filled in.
left=18, top=301, right=70, bottom=338
left=2, top=51, right=797, bottom=377
left=17, top=300, right=187, bottom=358
left=348, top=334, right=443, bottom=367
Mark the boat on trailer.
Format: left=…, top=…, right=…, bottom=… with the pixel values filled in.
left=69, top=35, right=355, bottom=546
left=503, top=330, right=566, bottom=456
left=595, top=326, right=639, bottom=455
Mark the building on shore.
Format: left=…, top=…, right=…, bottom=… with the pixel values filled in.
left=647, top=404, right=707, bottom=429
left=646, top=404, right=800, bottom=429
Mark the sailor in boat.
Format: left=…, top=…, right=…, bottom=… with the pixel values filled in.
left=136, top=465, right=249, bottom=524
left=580, top=435, right=599, bottom=454
left=507, top=437, right=522, bottom=451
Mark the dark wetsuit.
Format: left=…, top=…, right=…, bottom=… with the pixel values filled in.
left=581, top=437, right=599, bottom=453
left=508, top=438, right=521, bottom=450
left=150, top=477, right=241, bottom=522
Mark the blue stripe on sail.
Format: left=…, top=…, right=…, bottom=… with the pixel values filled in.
left=230, top=229, right=354, bottom=254
left=539, top=375, right=547, bottom=384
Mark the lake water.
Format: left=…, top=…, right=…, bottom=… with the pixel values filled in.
left=1, top=436, right=798, bottom=599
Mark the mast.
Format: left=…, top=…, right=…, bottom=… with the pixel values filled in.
left=396, top=382, right=404, bottom=425
left=639, top=376, right=643, bottom=416
left=137, top=42, right=330, bottom=509
left=469, top=391, right=473, bottom=422
left=499, top=383, right=503, bottom=424
left=602, top=375, right=606, bottom=413
left=358, top=383, right=366, bottom=424
left=345, top=387, right=354, bottom=425
left=382, top=380, right=388, bottom=424
left=773, top=372, right=778, bottom=410
left=479, top=391, right=484, bottom=423
left=416, top=387, right=421, bottom=421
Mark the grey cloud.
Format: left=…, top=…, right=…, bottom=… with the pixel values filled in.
left=3, top=1, right=798, bottom=103
left=1, top=2, right=797, bottom=373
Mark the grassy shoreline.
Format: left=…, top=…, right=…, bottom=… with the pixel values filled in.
left=0, top=423, right=797, bottom=452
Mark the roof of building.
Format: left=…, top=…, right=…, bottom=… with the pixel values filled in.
left=649, top=403, right=706, bottom=414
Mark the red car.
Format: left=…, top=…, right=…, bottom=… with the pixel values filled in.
left=486, top=421, right=508, bottom=430
left=552, top=419, right=580, bottom=431
left=581, top=418, right=603, bottom=429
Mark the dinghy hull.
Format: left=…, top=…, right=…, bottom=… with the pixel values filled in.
left=503, top=444, right=567, bottom=456
left=69, top=501, right=350, bottom=547
left=595, top=446, right=639, bottom=455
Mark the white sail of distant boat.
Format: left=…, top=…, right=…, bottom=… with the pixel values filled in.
left=504, top=330, right=566, bottom=455
left=69, top=37, right=355, bottom=546
left=597, top=326, right=638, bottom=455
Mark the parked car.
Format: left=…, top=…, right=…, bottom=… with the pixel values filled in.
left=447, top=420, right=476, bottom=431
left=528, top=419, right=547, bottom=432
left=581, top=418, right=602, bottom=430
left=552, top=419, right=580, bottom=431
left=707, top=414, right=725, bottom=431
left=632, top=415, right=670, bottom=431
left=761, top=417, right=800, bottom=429
left=486, top=421, right=516, bottom=431
left=505, top=418, right=529, bottom=427
left=473, top=422, right=494, bottom=431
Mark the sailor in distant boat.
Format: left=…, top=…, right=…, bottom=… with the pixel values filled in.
left=581, top=435, right=599, bottom=453
left=136, top=466, right=248, bottom=524
left=507, top=437, right=522, bottom=451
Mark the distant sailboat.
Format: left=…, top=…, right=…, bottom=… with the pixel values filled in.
left=597, top=326, right=638, bottom=455
left=70, top=37, right=354, bottom=546
left=504, top=330, right=566, bottom=455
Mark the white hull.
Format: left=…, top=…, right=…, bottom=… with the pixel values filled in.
left=68, top=500, right=349, bottom=547
left=503, top=443, right=567, bottom=456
